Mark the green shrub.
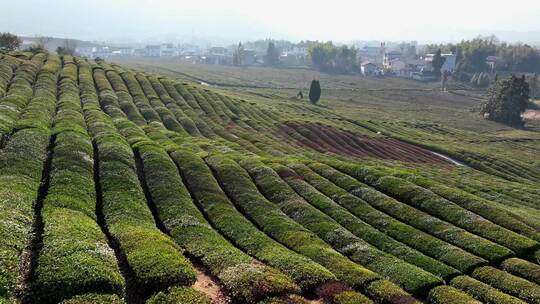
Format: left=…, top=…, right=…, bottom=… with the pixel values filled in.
left=288, top=163, right=485, bottom=273
left=79, top=63, right=197, bottom=300
left=32, top=130, right=124, bottom=303
left=404, top=176, right=540, bottom=241
left=316, top=162, right=514, bottom=263
left=472, top=266, right=540, bottom=303
left=60, top=293, right=123, bottom=304
left=258, top=294, right=311, bottom=304
left=238, top=158, right=442, bottom=295
left=270, top=162, right=459, bottom=281
left=0, top=128, right=51, bottom=298
left=170, top=151, right=316, bottom=293
left=427, top=286, right=481, bottom=304
left=205, top=155, right=339, bottom=291
left=331, top=291, right=373, bottom=304
left=450, top=275, right=526, bottom=304
left=501, top=258, right=540, bottom=285
left=364, top=280, right=420, bottom=304
left=146, top=286, right=211, bottom=304
left=136, top=145, right=300, bottom=303
left=339, top=162, right=538, bottom=253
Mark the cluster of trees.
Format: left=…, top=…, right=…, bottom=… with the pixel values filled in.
left=481, top=75, right=530, bottom=126
left=470, top=72, right=491, bottom=88
left=264, top=42, right=280, bottom=66
left=0, top=32, right=22, bottom=51
left=308, top=42, right=358, bottom=73
left=0, top=33, right=73, bottom=55
left=56, top=39, right=77, bottom=56
left=425, top=36, right=540, bottom=75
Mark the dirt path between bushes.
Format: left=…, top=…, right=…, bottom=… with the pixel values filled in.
left=192, top=262, right=230, bottom=304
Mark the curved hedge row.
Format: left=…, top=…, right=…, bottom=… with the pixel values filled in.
left=0, top=54, right=19, bottom=97
left=102, top=67, right=146, bottom=126
left=286, top=163, right=485, bottom=273
left=114, top=113, right=304, bottom=303
left=117, top=71, right=162, bottom=123
left=364, top=280, right=421, bottom=304
left=401, top=175, right=540, bottom=241
left=30, top=62, right=124, bottom=303
left=0, top=52, right=47, bottom=135
left=137, top=143, right=289, bottom=303
left=238, top=158, right=441, bottom=295
left=450, top=275, right=526, bottom=304
left=330, top=162, right=538, bottom=256
left=60, top=293, right=123, bottom=304
left=0, top=128, right=52, bottom=299
left=313, top=162, right=514, bottom=262
left=172, top=151, right=331, bottom=290
left=501, top=258, right=540, bottom=285
left=267, top=162, right=459, bottom=281
left=147, top=76, right=198, bottom=136
left=146, top=286, right=211, bottom=304
left=427, top=286, right=481, bottom=304
left=78, top=60, right=197, bottom=301
left=208, top=155, right=385, bottom=289
left=472, top=266, right=540, bottom=303
left=169, top=149, right=306, bottom=302
left=0, top=53, right=57, bottom=301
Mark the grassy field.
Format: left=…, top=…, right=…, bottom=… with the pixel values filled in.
left=0, top=51, right=539, bottom=304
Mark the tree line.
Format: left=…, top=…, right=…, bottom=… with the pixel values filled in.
left=424, top=36, right=540, bottom=75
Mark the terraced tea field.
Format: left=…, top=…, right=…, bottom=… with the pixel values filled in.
left=1, top=51, right=540, bottom=304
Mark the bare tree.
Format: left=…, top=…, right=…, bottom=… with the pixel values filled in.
left=57, top=39, right=78, bottom=56
left=29, top=36, right=52, bottom=52
left=0, top=32, right=22, bottom=51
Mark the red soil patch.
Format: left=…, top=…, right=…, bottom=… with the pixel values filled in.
left=280, top=122, right=452, bottom=166
left=192, top=262, right=231, bottom=304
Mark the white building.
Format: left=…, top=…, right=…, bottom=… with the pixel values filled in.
left=383, top=51, right=403, bottom=69
left=145, top=45, right=161, bottom=57
left=424, top=53, right=456, bottom=73
left=360, top=61, right=380, bottom=76
left=160, top=44, right=178, bottom=57
left=75, top=46, right=96, bottom=58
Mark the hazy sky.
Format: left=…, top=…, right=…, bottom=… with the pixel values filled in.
left=2, top=0, right=540, bottom=44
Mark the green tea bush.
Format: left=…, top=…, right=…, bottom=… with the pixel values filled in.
left=427, top=286, right=481, bottom=304
left=359, top=168, right=537, bottom=255
left=269, top=162, right=459, bottom=281
left=239, top=158, right=442, bottom=295
left=401, top=175, right=540, bottom=241
left=289, top=163, right=485, bottom=273
left=173, top=151, right=326, bottom=291
left=0, top=128, right=51, bottom=298
left=316, top=162, right=515, bottom=262
left=146, top=286, right=211, bottom=304
left=60, top=293, right=123, bottom=304
left=364, top=280, right=420, bottom=304
left=31, top=67, right=124, bottom=303
left=472, top=266, right=540, bottom=303
left=501, top=258, right=540, bottom=285
left=450, top=275, right=526, bottom=304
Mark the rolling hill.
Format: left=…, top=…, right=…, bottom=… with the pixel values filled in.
left=1, top=51, right=539, bottom=304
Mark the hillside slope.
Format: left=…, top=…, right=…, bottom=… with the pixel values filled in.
left=0, top=51, right=539, bottom=304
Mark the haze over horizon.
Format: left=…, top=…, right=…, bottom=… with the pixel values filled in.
left=2, top=0, right=540, bottom=45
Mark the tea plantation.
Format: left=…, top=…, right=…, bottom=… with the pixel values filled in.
left=1, top=51, right=539, bottom=304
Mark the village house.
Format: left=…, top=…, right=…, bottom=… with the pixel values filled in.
left=383, top=51, right=403, bottom=70
left=486, top=56, right=505, bottom=72
left=242, top=50, right=256, bottom=65
left=204, top=47, right=231, bottom=65
left=424, top=53, right=456, bottom=73
left=360, top=61, right=380, bottom=76
left=145, top=45, right=161, bottom=57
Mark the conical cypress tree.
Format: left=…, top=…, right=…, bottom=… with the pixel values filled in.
left=309, top=80, right=321, bottom=104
